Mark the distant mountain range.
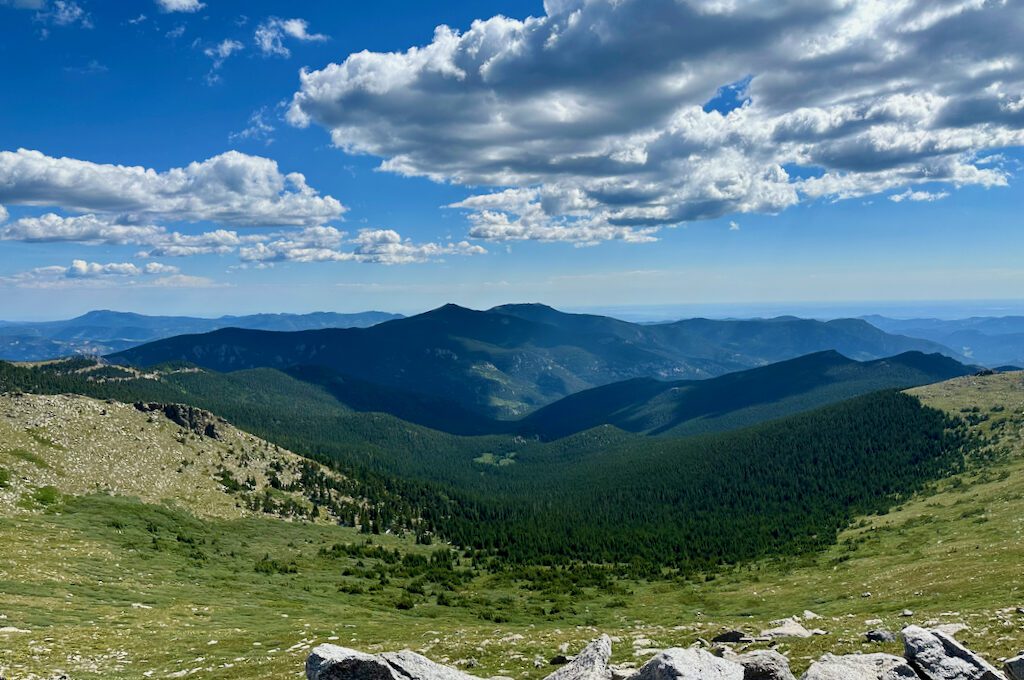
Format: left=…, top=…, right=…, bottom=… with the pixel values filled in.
left=516, top=349, right=973, bottom=439
left=110, top=303, right=965, bottom=418
left=0, top=310, right=403, bottom=361
left=863, top=315, right=1024, bottom=367
left=286, top=349, right=975, bottom=438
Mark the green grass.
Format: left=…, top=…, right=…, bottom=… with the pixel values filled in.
left=9, top=448, right=50, bottom=469
left=26, top=427, right=65, bottom=450
left=472, top=452, right=516, bottom=466
left=30, top=485, right=61, bottom=506
left=2, top=374, right=1024, bottom=679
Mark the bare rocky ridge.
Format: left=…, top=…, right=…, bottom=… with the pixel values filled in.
left=0, top=392, right=355, bottom=520
left=134, top=401, right=227, bottom=439
left=308, top=629, right=1016, bottom=680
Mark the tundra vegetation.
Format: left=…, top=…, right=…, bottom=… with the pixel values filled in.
left=0, top=368, right=1022, bottom=679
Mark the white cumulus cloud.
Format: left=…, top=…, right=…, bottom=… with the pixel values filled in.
left=0, top=149, right=346, bottom=228
left=66, top=259, right=140, bottom=278
left=0, top=212, right=246, bottom=258
left=255, top=17, right=327, bottom=58
left=239, top=226, right=486, bottom=265
left=288, top=0, right=1024, bottom=245
left=1, top=259, right=214, bottom=288
left=156, top=0, right=203, bottom=13
left=889, top=189, right=951, bottom=203
left=1, top=213, right=164, bottom=244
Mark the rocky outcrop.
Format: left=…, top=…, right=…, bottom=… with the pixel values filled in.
left=1004, top=655, right=1024, bottom=680
left=307, top=646, right=482, bottom=680
left=761, top=619, right=818, bottom=639
left=902, top=626, right=1005, bottom=680
left=801, top=653, right=917, bottom=680
left=380, top=651, right=481, bottom=680
left=307, top=645, right=403, bottom=680
left=134, top=401, right=225, bottom=439
left=712, top=631, right=749, bottom=644
left=545, top=635, right=613, bottom=680
left=633, top=648, right=743, bottom=680
left=306, top=627, right=1014, bottom=680
left=733, top=650, right=795, bottom=680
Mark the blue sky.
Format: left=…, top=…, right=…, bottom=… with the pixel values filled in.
left=0, top=0, right=1022, bottom=320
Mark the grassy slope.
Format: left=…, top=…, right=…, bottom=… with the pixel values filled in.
left=2, top=374, right=1024, bottom=679
left=0, top=392, right=348, bottom=520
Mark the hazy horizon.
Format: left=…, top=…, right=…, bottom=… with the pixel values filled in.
left=4, top=298, right=1024, bottom=325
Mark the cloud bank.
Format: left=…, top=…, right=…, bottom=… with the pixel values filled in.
left=238, top=226, right=486, bottom=265
left=288, top=0, right=1024, bottom=244
left=0, top=149, right=345, bottom=227
left=0, top=259, right=214, bottom=289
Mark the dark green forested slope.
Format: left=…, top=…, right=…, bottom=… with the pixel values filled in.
left=518, top=350, right=972, bottom=440
left=0, top=358, right=969, bottom=571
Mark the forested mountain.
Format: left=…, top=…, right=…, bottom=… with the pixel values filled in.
left=109, top=303, right=961, bottom=418
left=0, top=357, right=970, bottom=569
left=863, top=315, right=1024, bottom=367
left=0, top=309, right=403, bottom=361
left=518, top=350, right=973, bottom=439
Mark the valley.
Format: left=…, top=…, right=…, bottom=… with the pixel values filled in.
left=0, top=372, right=1022, bottom=679
left=0, top=307, right=1019, bottom=680
left=0, top=353, right=974, bottom=568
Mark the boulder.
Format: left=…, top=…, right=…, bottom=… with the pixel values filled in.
left=902, top=625, right=1005, bottom=680
left=712, top=631, right=747, bottom=644
left=544, top=636, right=613, bottom=680
left=307, top=645, right=400, bottom=680
left=634, top=648, right=743, bottom=680
left=734, top=650, right=795, bottom=680
left=761, top=619, right=813, bottom=639
left=1004, top=655, right=1024, bottom=680
left=381, top=651, right=481, bottom=680
left=134, top=402, right=225, bottom=439
left=800, top=653, right=917, bottom=680
left=866, top=630, right=897, bottom=643
left=307, top=646, right=481, bottom=680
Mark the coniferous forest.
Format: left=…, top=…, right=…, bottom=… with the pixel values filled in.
left=0, top=359, right=970, bottom=572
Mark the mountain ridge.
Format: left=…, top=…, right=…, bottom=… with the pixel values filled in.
left=0, top=309, right=404, bottom=362
left=109, top=303, right=966, bottom=418
left=863, top=314, right=1024, bottom=367
left=517, top=349, right=974, bottom=439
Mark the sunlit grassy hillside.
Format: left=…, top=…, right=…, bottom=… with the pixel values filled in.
left=1, top=373, right=1023, bottom=679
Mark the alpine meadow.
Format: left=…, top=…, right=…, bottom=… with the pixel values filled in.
left=1, top=2, right=1024, bottom=680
